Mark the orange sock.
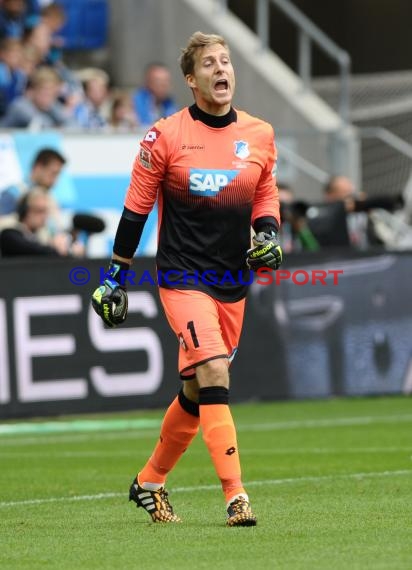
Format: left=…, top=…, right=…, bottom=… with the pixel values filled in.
left=138, top=391, right=199, bottom=488
left=199, top=387, right=246, bottom=503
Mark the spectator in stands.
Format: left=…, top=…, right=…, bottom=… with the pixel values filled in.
left=73, top=67, right=110, bottom=129
left=109, top=90, right=138, bottom=132
left=0, top=188, right=84, bottom=257
left=40, top=2, right=66, bottom=64
left=21, top=14, right=51, bottom=62
left=29, top=146, right=66, bottom=191
left=27, top=146, right=67, bottom=236
left=0, top=0, right=40, bottom=39
left=20, top=41, right=42, bottom=75
left=324, top=175, right=369, bottom=248
left=0, top=65, right=72, bottom=128
left=21, top=10, right=83, bottom=112
left=39, top=2, right=82, bottom=109
left=278, top=182, right=319, bottom=252
left=0, top=146, right=65, bottom=220
left=133, top=62, right=178, bottom=126
left=0, top=36, right=27, bottom=116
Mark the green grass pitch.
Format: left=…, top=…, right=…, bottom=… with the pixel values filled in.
left=1, top=396, right=411, bottom=570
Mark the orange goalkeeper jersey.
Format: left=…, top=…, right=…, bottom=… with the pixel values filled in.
left=125, top=105, right=280, bottom=301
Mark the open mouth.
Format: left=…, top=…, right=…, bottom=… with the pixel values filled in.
left=214, top=79, right=228, bottom=92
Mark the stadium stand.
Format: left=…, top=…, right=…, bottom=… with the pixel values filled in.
left=313, top=71, right=412, bottom=201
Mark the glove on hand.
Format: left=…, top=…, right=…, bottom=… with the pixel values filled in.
left=91, top=262, right=129, bottom=328
left=246, top=231, right=283, bottom=271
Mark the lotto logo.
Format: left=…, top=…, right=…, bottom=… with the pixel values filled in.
left=142, top=127, right=161, bottom=147
left=189, top=169, right=239, bottom=196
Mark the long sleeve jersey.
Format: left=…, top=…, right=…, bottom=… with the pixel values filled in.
left=124, top=104, right=280, bottom=301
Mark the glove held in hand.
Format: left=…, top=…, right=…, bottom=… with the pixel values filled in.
left=246, top=231, right=283, bottom=271
left=91, top=261, right=129, bottom=327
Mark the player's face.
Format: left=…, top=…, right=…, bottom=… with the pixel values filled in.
left=187, top=43, right=235, bottom=116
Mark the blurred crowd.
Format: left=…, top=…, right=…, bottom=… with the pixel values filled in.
left=0, top=0, right=180, bottom=257
left=0, top=0, right=178, bottom=131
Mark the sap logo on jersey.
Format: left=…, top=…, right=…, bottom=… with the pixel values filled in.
left=189, top=169, right=239, bottom=196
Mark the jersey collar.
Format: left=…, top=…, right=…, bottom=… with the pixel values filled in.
left=189, top=104, right=237, bottom=128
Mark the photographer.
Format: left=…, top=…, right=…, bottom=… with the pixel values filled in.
left=324, top=176, right=408, bottom=249
left=0, top=189, right=84, bottom=257
left=278, top=183, right=319, bottom=252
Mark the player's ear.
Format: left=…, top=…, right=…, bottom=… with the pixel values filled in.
left=186, top=74, right=196, bottom=89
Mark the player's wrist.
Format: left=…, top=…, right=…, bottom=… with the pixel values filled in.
left=262, top=229, right=278, bottom=240
left=105, top=259, right=131, bottom=289
left=253, top=216, right=279, bottom=238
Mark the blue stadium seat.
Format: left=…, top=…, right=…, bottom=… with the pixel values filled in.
left=57, top=0, right=109, bottom=50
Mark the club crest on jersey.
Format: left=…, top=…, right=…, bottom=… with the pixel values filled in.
left=189, top=169, right=239, bottom=196
left=234, top=140, right=250, bottom=160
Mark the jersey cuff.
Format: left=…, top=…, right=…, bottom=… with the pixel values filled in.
left=122, top=207, right=149, bottom=223
left=253, top=216, right=279, bottom=235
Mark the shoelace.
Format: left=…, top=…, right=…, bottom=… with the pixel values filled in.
left=231, top=498, right=248, bottom=513
left=157, top=489, right=173, bottom=513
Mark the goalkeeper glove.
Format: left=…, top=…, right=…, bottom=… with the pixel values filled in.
left=246, top=231, right=283, bottom=271
left=91, top=261, right=129, bottom=328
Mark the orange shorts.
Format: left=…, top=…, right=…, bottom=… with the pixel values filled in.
left=158, top=288, right=246, bottom=378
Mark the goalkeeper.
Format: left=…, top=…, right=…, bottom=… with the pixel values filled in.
left=92, top=31, right=282, bottom=527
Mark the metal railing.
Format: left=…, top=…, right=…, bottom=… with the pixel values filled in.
left=360, top=127, right=412, bottom=162
left=218, top=0, right=351, bottom=123
left=276, top=140, right=329, bottom=184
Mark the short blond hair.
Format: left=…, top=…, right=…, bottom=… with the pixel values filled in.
left=179, top=31, right=229, bottom=76
left=76, top=67, right=110, bottom=90
left=29, top=66, right=61, bottom=88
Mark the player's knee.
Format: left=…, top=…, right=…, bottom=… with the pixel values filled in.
left=196, top=357, right=229, bottom=388
left=182, top=380, right=200, bottom=403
